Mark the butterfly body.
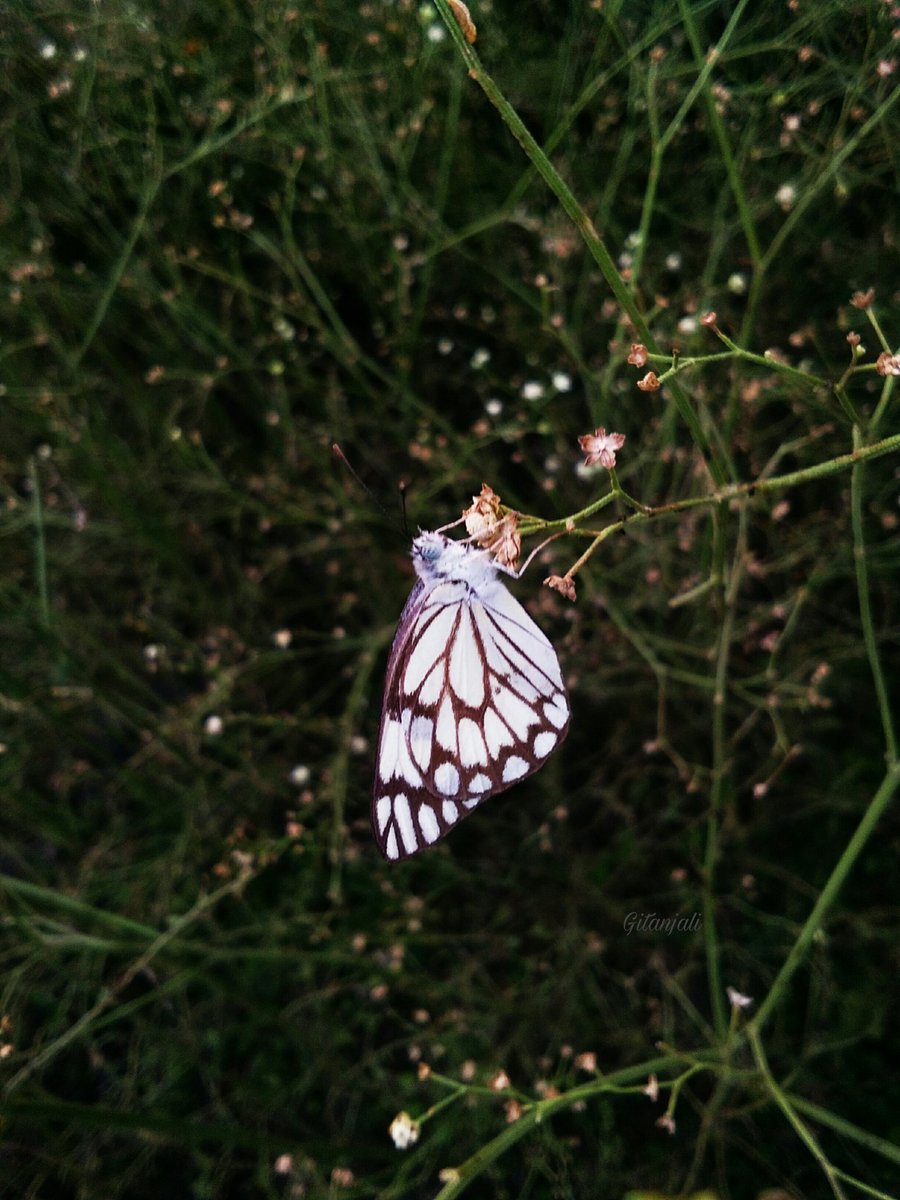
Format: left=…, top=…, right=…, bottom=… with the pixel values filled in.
left=373, top=532, right=570, bottom=861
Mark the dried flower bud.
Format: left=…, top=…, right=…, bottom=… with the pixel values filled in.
left=876, top=351, right=900, bottom=377
left=700, top=310, right=717, bottom=327
left=627, top=342, right=648, bottom=367
left=485, top=513, right=521, bottom=568
left=850, top=287, right=875, bottom=309
left=636, top=371, right=661, bottom=392
left=656, top=1114, right=676, bottom=1135
left=545, top=574, right=577, bottom=602
left=490, top=1070, right=511, bottom=1091
left=448, top=0, right=477, bottom=43
left=643, top=1074, right=659, bottom=1102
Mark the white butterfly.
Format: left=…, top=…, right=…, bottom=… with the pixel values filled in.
left=373, top=531, right=570, bottom=861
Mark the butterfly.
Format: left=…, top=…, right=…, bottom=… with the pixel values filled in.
left=373, top=530, right=570, bottom=860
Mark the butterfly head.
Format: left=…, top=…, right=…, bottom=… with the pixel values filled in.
left=411, top=531, right=496, bottom=586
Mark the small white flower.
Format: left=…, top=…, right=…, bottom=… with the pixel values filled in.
left=289, top=764, right=311, bottom=786
left=470, top=347, right=491, bottom=369
left=39, top=41, right=57, bottom=59
left=388, top=1111, right=420, bottom=1150
left=677, top=316, right=698, bottom=335
left=551, top=371, right=572, bottom=392
left=426, top=23, right=446, bottom=42
left=437, top=337, right=453, bottom=355
left=349, top=735, right=368, bottom=755
left=665, top=252, right=682, bottom=271
left=624, top=229, right=643, bottom=250
left=521, top=380, right=544, bottom=401
left=143, top=643, right=162, bottom=661
left=73, top=46, right=88, bottom=62
left=727, top=272, right=747, bottom=295
left=775, top=183, right=796, bottom=211
left=272, top=628, right=292, bottom=648
left=485, top=397, right=503, bottom=417
left=204, top=715, right=223, bottom=736
left=726, top=986, right=753, bottom=1009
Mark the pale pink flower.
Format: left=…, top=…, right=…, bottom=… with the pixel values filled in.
left=726, top=986, right=753, bottom=1009
left=578, top=427, right=626, bottom=469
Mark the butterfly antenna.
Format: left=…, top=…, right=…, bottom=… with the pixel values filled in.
left=398, top=478, right=410, bottom=539
left=332, top=443, right=407, bottom=537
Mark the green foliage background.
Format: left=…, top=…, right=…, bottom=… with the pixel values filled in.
left=1, top=1, right=899, bottom=1197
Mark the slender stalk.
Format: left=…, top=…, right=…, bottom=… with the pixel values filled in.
left=28, top=458, right=51, bottom=630
left=431, top=1055, right=682, bottom=1200
left=431, top=0, right=724, bottom=485
left=850, top=427, right=898, bottom=764
left=750, top=764, right=900, bottom=1032
left=748, top=1026, right=846, bottom=1200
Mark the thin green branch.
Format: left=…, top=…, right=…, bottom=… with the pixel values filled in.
left=851, top=427, right=898, bottom=765
left=748, top=1026, right=846, bottom=1200
left=431, top=1056, right=682, bottom=1200
left=431, top=0, right=724, bottom=485
left=750, top=764, right=900, bottom=1032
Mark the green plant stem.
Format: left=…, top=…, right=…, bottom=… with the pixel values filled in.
left=744, top=86, right=900, bottom=337
left=431, top=0, right=724, bottom=485
left=3, top=873, right=258, bottom=1096
left=28, top=458, right=51, bottom=630
left=786, top=1093, right=900, bottom=1168
left=748, top=1026, right=846, bottom=1200
left=431, top=1055, right=682, bottom=1200
left=851, top=427, right=898, bottom=765
left=679, top=0, right=761, bottom=272
left=327, top=631, right=391, bottom=904
left=518, top=433, right=900, bottom=570
left=750, top=763, right=900, bottom=1033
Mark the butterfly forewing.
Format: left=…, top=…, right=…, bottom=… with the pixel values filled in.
left=373, top=538, right=569, bottom=861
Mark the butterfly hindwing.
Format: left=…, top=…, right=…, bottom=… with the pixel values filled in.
left=373, top=566, right=569, bottom=862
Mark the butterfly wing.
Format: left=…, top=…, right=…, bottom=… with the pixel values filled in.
left=373, top=575, right=569, bottom=861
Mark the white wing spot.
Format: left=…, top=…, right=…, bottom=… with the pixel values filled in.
left=463, top=798, right=481, bottom=810
left=376, top=795, right=392, bottom=835
left=409, top=715, right=434, bottom=771
left=393, top=793, right=418, bottom=855
left=418, top=805, right=440, bottom=844
left=543, top=696, right=569, bottom=730
left=449, top=607, right=485, bottom=707
left=534, top=730, right=557, bottom=758
left=442, top=799, right=459, bottom=824
left=494, top=686, right=538, bottom=739
left=436, top=694, right=456, bottom=752
left=484, top=707, right=514, bottom=755
left=502, top=755, right=529, bottom=783
left=434, top=761, right=460, bottom=796
left=386, top=828, right=399, bottom=860
left=404, top=604, right=457, bottom=693
left=419, top=661, right=444, bottom=707
left=379, top=719, right=402, bottom=783
left=469, top=773, right=492, bottom=793
left=458, top=717, right=488, bottom=767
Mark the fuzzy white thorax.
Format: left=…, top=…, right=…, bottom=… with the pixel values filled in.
left=411, top=532, right=500, bottom=588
